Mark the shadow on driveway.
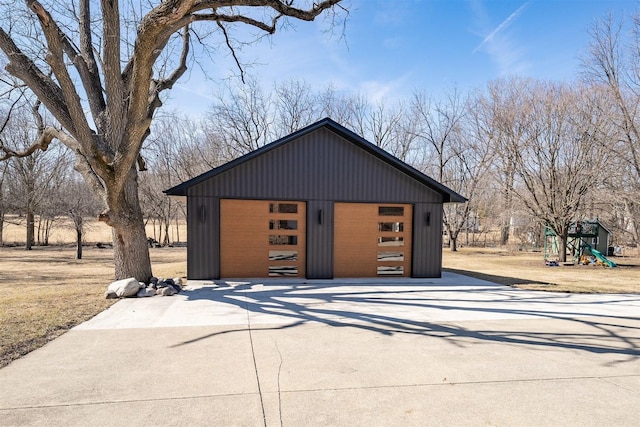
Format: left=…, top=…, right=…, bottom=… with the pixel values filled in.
left=176, top=276, right=640, bottom=362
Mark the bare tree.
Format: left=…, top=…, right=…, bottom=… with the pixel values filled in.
left=64, top=178, right=100, bottom=259
left=207, top=76, right=274, bottom=156
left=490, top=79, right=613, bottom=262
left=139, top=112, right=229, bottom=247
left=139, top=114, right=189, bottom=246
left=358, top=101, right=411, bottom=158
left=318, top=84, right=359, bottom=126
left=410, top=89, right=472, bottom=251
left=0, top=0, right=344, bottom=281
left=582, top=12, right=640, bottom=247
left=0, top=160, right=7, bottom=245
left=273, top=79, right=320, bottom=136
left=481, top=77, right=529, bottom=246
left=2, top=103, right=69, bottom=249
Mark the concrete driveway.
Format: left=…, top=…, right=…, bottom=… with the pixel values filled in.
left=1, top=273, right=639, bottom=426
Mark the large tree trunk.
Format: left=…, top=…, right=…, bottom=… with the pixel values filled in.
left=102, top=170, right=153, bottom=282
left=112, top=218, right=151, bottom=281
left=557, top=234, right=568, bottom=263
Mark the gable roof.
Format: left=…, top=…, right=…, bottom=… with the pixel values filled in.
left=164, top=117, right=466, bottom=203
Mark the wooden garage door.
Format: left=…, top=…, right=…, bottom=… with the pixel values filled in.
left=334, top=203, right=412, bottom=277
left=220, top=199, right=306, bottom=278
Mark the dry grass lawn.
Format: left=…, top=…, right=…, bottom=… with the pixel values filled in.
left=0, top=245, right=186, bottom=368
left=1, top=216, right=187, bottom=246
left=443, top=247, right=640, bottom=293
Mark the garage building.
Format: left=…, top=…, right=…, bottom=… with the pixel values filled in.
left=164, top=118, right=465, bottom=279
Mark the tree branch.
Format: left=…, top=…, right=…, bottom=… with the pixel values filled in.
left=149, top=26, right=191, bottom=116
left=74, top=0, right=107, bottom=128
left=0, top=27, right=74, bottom=133
left=100, top=0, right=126, bottom=151
left=216, top=20, right=246, bottom=83
left=191, top=11, right=279, bottom=33
left=0, top=126, right=55, bottom=161
left=25, top=0, right=99, bottom=156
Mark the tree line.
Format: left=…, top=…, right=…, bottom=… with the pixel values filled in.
left=135, top=62, right=640, bottom=262
left=0, top=2, right=638, bottom=275
left=138, top=10, right=640, bottom=260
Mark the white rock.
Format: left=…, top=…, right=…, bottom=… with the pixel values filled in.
left=157, top=286, right=176, bottom=296
left=136, top=287, right=156, bottom=298
left=173, top=277, right=183, bottom=286
left=107, top=278, right=141, bottom=298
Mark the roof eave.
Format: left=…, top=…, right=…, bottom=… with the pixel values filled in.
left=164, top=119, right=334, bottom=196
left=322, top=122, right=467, bottom=203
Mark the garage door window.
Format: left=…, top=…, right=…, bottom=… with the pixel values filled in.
left=379, top=222, right=404, bottom=232
left=269, top=203, right=298, bottom=213
left=268, top=266, right=298, bottom=276
left=378, top=251, right=404, bottom=261
left=269, top=250, right=298, bottom=261
left=269, top=235, right=298, bottom=245
left=269, top=220, right=298, bottom=230
left=378, top=236, right=404, bottom=246
left=268, top=201, right=304, bottom=277
left=379, top=206, right=404, bottom=216
left=377, top=266, right=403, bottom=275
left=377, top=206, right=407, bottom=276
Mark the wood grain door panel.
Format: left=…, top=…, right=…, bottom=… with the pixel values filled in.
left=334, top=203, right=412, bottom=277
left=220, top=199, right=305, bottom=278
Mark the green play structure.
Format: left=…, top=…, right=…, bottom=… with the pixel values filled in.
left=544, top=220, right=617, bottom=267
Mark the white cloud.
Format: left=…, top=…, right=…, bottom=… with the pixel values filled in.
left=472, top=1, right=531, bottom=75
left=357, top=72, right=413, bottom=104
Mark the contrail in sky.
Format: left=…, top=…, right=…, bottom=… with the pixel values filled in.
left=473, top=2, right=529, bottom=54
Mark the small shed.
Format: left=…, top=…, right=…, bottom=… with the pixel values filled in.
left=165, top=118, right=466, bottom=279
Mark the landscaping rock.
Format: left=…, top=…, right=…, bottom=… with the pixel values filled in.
left=156, top=286, right=176, bottom=296
left=136, top=287, right=156, bottom=298
left=107, top=278, right=141, bottom=298
left=105, top=290, right=118, bottom=299
left=173, top=277, right=183, bottom=286
left=149, top=277, right=159, bottom=285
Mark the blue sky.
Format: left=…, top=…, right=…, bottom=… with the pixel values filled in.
left=167, top=0, right=635, bottom=117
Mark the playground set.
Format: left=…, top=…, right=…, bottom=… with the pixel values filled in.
left=544, top=220, right=617, bottom=267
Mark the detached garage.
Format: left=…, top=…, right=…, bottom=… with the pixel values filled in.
left=164, top=118, right=465, bottom=280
